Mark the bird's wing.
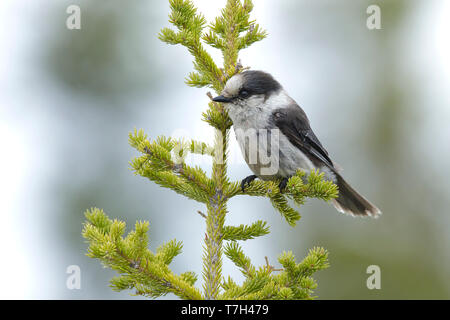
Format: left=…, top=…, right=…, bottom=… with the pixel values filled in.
left=272, top=104, right=334, bottom=168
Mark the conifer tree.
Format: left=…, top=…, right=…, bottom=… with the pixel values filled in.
left=82, top=0, right=338, bottom=300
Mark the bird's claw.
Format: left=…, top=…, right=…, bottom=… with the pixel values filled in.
left=241, top=175, right=258, bottom=192
left=278, top=178, right=289, bottom=193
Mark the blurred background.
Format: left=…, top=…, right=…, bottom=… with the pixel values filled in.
left=1, top=0, right=449, bottom=299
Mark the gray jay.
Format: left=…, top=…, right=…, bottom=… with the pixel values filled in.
left=213, top=70, right=381, bottom=217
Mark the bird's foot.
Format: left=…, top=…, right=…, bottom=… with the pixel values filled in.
left=278, top=177, right=290, bottom=193
left=241, top=175, right=258, bottom=192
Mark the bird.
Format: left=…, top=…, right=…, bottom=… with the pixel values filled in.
left=212, top=70, right=381, bottom=217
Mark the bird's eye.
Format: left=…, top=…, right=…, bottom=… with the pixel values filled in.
left=239, top=90, right=250, bottom=98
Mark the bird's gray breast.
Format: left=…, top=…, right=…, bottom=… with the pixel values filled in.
left=227, top=96, right=316, bottom=180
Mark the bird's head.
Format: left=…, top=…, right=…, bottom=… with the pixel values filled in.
left=213, top=70, right=282, bottom=110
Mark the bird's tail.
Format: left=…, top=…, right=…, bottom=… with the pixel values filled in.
left=331, top=173, right=381, bottom=218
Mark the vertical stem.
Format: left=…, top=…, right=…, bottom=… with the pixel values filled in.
left=223, top=2, right=239, bottom=76
left=202, top=0, right=239, bottom=301
left=203, top=128, right=228, bottom=299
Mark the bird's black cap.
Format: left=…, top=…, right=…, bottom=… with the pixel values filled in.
left=240, top=70, right=282, bottom=96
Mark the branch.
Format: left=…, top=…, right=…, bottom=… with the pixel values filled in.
left=159, top=0, right=224, bottom=93
left=129, top=129, right=215, bottom=203
left=82, top=208, right=203, bottom=300
left=226, top=169, right=339, bottom=226
left=223, top=220, right=270, bottom=241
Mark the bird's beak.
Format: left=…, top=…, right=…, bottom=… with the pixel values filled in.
left=212, top=95, right=232, bottom=103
